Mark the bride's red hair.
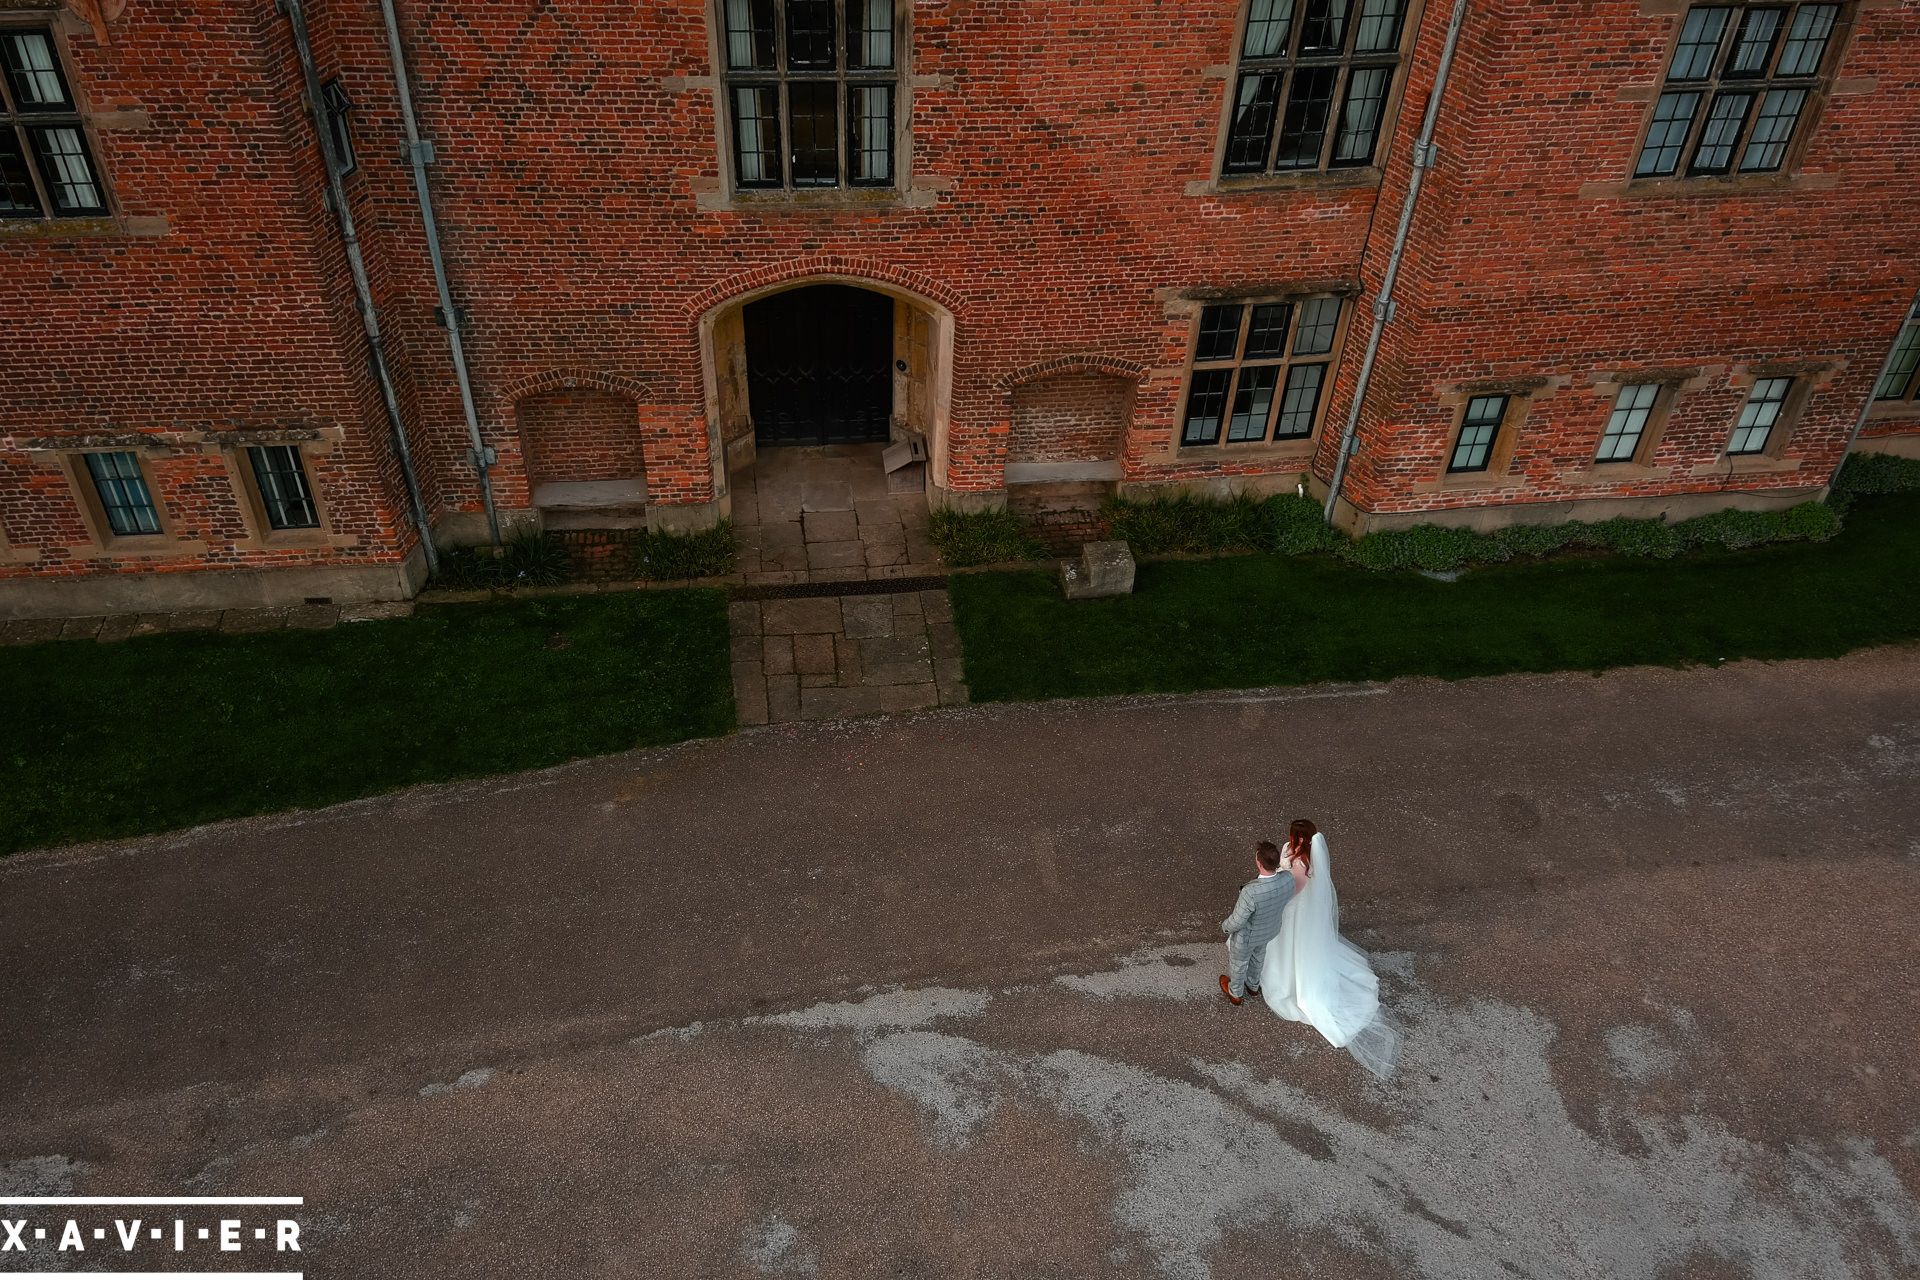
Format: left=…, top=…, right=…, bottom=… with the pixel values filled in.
left=1288, top=819, right=1317, bottom=872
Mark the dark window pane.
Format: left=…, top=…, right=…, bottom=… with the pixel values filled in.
left=724, top=0, right=777, bottom=70
left=1223, top=73, right=1282, bottom=173
left=1274, top=363, right=1326, bottom=438
left=1, top=29, right=73, bottom=111
left=1182, top=369, right=1234, bottom=446
left=787, top=82, right=838, bottom=186
left=249, top=446, right=320, bottom=530
left=1332, top=64, right=1390, bottom=165
left=1298, top=0, right=1350, bottom=55
left=731, top=85, right=782, bottom=186
left=1244, top=303, right=1292, bottom=359
left=0, top=130, right=42, bottom=215
left=1596, top=383, right=1659, bottom=462
left=1352, top=0, right=1404, bottom=53
left=1274, top=66, right=1338, bottom=170
left=1448, top=395, right=1506, bottom=473
left=1875, top=320, right=1920, bottom=401
left=1777, top=4, right=1837, bottom=76
left=1195, top=305, right=1244, bottom=362
left=849, top=0, right=894, bottom=70
left=785, top=0, right=835, bottom=70
left=1724, top=7, right=1784, bottom=78
left=848, top=84, right=891, bottom=184
left=1636, top=91, right=1700, bottom=177
left=1669, top=7, right=1731, bottom=81
left=84, top=451, right=161, bottom=536
left=27, top=125, right=103, bottom=214
left=1690, top=91, right=1754, bottom=173
left=1243, top=0, right=1294, bottom=58
left=1292, top=296, right=1340, bottom=355
left=1738, top=86, right=1805, bottom=171
left=1729, top=377, right=1791, bottom=454
left=1227, top=366, right=1281, bottom=442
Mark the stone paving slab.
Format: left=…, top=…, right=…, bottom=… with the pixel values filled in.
left=726, top=584, right=967, bottom=726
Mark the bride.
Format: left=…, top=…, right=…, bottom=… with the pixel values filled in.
left=1259, top=819, right=1400, bottom=1078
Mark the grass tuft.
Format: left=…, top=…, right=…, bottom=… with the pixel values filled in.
left=928, top=507, right=1047, bottom=567
left=432, top=529, right=574, bottom=590
left=627, top=521, right=737, bottom=580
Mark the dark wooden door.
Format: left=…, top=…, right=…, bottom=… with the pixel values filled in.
left=744, top=285, right=894, bottom=446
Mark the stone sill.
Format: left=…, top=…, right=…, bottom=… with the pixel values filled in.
left=0, top=214, right=169, bottom=240
left=1186, top=167, right=1382, bottom=198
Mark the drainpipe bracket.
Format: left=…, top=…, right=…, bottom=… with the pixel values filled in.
left=407, top=139, right=436, bottom=165
left=467, top=446, right=496, bottom=471
left=1372, top=296, right=1396, bottom=325
left=1413, top=140, right=1439, bottom=169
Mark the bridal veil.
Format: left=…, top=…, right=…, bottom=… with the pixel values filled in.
left=1259, top=832, right=1400, bottom=1078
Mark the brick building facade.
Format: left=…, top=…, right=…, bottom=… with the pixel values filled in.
left=3, top=0, right=1917, bottom=616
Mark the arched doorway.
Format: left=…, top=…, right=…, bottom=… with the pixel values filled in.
left=742, top=284, right=895, bottom=447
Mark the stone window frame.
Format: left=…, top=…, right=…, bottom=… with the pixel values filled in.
left=1692, top=360, right=1836, bottom=476
left=221, top=434, right=341, bottom=551
left=1418, top=376, right=1563, bottom=492
left=48, top=445, right=206, bottom=559
left=1165, top=284, right=1356, bottom=463
left=0, top=9, right=162, bottom=239
left=1198, top=0, right=1426, bottom=197
left=1563, top=366, right=1709, bottom=485
left=1617, top=1, right=1864, bottom=196
left=710, top=0, right=907, bottom=199
left=0, top=16, right=112, bottom=223
left=1866, top=299, right=1920, bottom=422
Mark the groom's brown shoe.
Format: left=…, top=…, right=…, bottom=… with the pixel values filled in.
left=1218, top=975, right=1243, bottom=1006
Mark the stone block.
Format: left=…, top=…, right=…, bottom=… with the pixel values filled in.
left=762, top=597, right=843, bottom=635
left=792, top=632, right=837, bottom=675
left=1059, top=540, right=1135, bottom=600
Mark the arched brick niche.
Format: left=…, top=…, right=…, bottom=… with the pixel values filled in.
left=513, top=387, right=648, bottom=527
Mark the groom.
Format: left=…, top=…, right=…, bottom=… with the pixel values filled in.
left=1219, top=839, right=1293, bottom=1006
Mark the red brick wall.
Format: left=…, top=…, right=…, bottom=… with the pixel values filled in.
left=5, top=0, right=1920, bottom=600
left=1008, top=374, right=1133, bottom=465
left=517, top=391, right=646, bottom=487
left=0, top=0, right=418, bottom=584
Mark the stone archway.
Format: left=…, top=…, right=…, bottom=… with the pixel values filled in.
left=697, top=271, right=956, bottom=499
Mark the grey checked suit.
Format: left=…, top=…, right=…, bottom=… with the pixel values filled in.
left=1221, top=871, right=1294, bottom=998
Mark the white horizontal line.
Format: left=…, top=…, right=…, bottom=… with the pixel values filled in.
left=0, top=1197, right=302, bottom=1205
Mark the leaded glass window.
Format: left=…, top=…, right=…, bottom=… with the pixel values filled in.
left=1633, top=4, right=1844, bottom=180
left=1873, top=303, right=1920, bottom=404
left=719, top=0, right=898, bottom=190
left=1447, top=396, right=1508, bottom=473
left=1181, top=294, right=1346, bottom=447
left=1728, top=377, right=1792, bottom=454
left=248, top=446, right=321, bottom=531
left=0, top=27, right=108, bottom=219
left=1596, top=383, right=1661, bottom=462
left=1222, top=0, right=1409, bottom=177
left=83, top=451, right=161, bottom=536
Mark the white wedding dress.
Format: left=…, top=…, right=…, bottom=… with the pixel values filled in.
left=1259, top=833, right=1400, bottom=1078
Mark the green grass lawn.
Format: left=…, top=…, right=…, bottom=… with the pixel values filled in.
left=951, top=493, right=1920, bottom=703
left=1, top=590, right=734, bottom=854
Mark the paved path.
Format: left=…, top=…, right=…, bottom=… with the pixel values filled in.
left=3, top=651, right=1918, bottom=1277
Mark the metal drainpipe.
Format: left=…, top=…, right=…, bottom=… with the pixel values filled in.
left=278, top=0, right=437, bottom=574
left=1841, top=288, right=1920, bottom=462
left=1323, top=0, right=1472, bottom=524
left=377, top=0, right=502, bottom=547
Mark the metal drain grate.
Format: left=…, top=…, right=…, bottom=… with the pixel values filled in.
left=731, top=574, right=949, bottom=601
